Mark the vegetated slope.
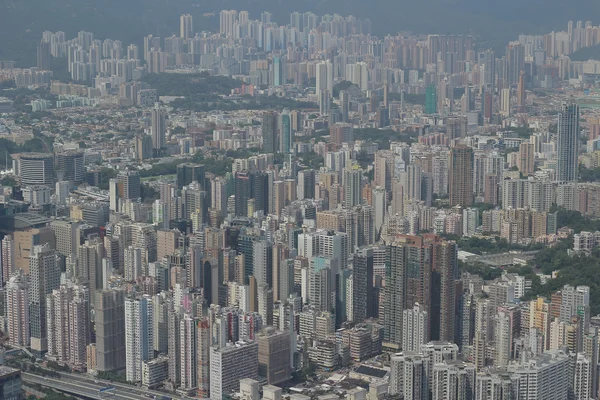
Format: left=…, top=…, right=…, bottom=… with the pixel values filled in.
left=570, top=44, right=600, bottom=61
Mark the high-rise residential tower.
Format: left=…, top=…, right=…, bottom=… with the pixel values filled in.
left=556, top=102, right=580, bottom=182
left=6, top=271, right=29, bottom=348
left=180, top=14, right=193, bottom=40
left=29, top=244, right=61, bottom=355
left=95, top=289, right=126, bottom=372
left=448, top=145, right=474, bottom=207
left=151, top=103, right=166, bottom=154
left=125, top=295, right=154, bottom=382
left=262, top=112, right=279, bottom=154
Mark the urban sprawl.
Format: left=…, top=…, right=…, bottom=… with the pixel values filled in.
left=2, top=10, right=600, bottom=400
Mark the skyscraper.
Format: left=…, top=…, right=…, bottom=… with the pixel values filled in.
left=125, top=295, right=154, bottom=382
left=574, top=353, right=593, bottom=400
left=329, top=123, right=354, bottom=149
left=257, top=328, right=291, bottom=385
left=262, top=112, right=279, bottom=154
left=95, top=289, right=126, bottom=372
left=351, top=248, right=374, bottom=322
left=109, top=178, right=119, bottom=212
left=517, top=70, right=526, bottom=112
left=389, top=353, right=429, bottom=399
left=37, top=40, right=50, bottom=70
left=384, top=234, right=457, bottom=345
left=180, top=313, right=198, bottom=391
left=506, top=42, right=525, bottom=86
left=210, top=341, right=259, bottom=399
left=448, top=145, right=474, bottom=207
left=432, top=361, right=476, bottom=400
left=279, top=110, right=292, bottom=153
left=481, top=49, right=496, bottom=91
left=151, top=103, right=166, bottom=154
left=506, top=349, right=570, bottom=399
left=340, top=90, right=349, bottom=122
left=219, top=10, right=238, bottom=37
left=518, top=142, right=535, bottom=176
left=46, top=285, right=89, bottom=370
left=433, top=239, right=458, bottom=342
left=180, top=14, right=193, bottom=40
left=55, top=150, right=84, bottom=184
left=117, top=170, right=141, bottom=200
left=253, top=241, right=273, bottom=288
left=78, top=238, right=104, bottom=296
left=135, top=135, right=153, bottom=160
left=12, top=153, right=55, bottom=186
left=177, top=163, right=205, bottom=190
left=316, top=61, right=333, bottom=96
left=1, top=235, right=14, bottom=286
left=344, top=166, right=362, bottom=208
left=425, top=84, right=437, bottom=114
left=297, top=169, right=316, bottom=200
left=556, top=103, right=580, bottom=182
left=403, top=303, right=428, bottom=352
left=560, top=285, right=590, bottom=330
left=124, top=246, right=143, bottom=281
left=197, top=318, right=211, bottom=397
left=272, top=56, right=284, bottom=87
left=29, top=244, right=61, bottom=355
left=384, top=240, right=407, bottom=346
left=6, top=270, right=29, bottom=348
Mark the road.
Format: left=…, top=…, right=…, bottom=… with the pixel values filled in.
left=22, top=372, right=183, bottom=400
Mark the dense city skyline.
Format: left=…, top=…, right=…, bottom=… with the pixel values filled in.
left=1, top=5, right=600, bottom=400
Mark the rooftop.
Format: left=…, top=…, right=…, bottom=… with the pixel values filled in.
left=0, top=212, right=51, bottom=232
left=353, top=365, right=387, bottom=379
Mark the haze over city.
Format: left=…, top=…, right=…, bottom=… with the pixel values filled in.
left=2, top=3, right=600, bottom=400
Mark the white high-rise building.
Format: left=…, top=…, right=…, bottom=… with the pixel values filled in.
left=574, top=353, right=592, bottom=400
left=109, top=178, right=119, bottom=212
left=402, top=303, right=428, bottom=352
left=500, top=88, right=511, bottom=116
left=6, top=270, right=29, bottom=347
left=211, top=177, right=228, bottom=213
left=29, top=243, right=61, bottom=354
left=462, top=208, right=480, bottom=237
left=219, top=10, right=238, bottom=38
left=315, top=61, right=333, bottom=96
left=253, top=240, right=272, bottom=287
left=46, top=285, right=89, bottom=370
left=389, top=352, right=429, bottom=399
left=560, top=285, right=590, bottom=331
left=432, top=361, right=476, bottom=400
left=308, top=259, right=333, bottom=312
left=55, top=180, right=70, bottom=206
left=180, top=14, right=193, bottom=40
left=124, top=246, right=143, bottom=281
left=151, top=103, right=166, bottom=152
left=298, top=232, right=319, bottom=259
left=209, top=341, right=259, bottom=399
left=475, top=371, right=520, bottom=400
left=506, top=349, right=570, bottom=400
left=317, top=230, right=349, bottom=269
left=180, top=313, right=197, bottom=391
left=1, top=235, right=14, bottom=286
left=494, top=307, right=516, bottom=367
left=345, top=62, right=369, bottom=91
left=125, top=295, right=154, bottom=382
left=373, top=187, right=386, bottom=238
